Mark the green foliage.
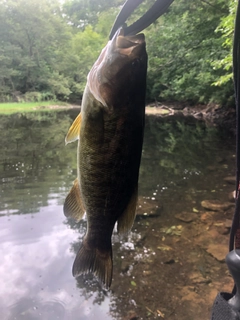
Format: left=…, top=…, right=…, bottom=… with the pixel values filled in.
left=0, top=0, right=74, bottom=99
left=145, top=0, right=235, bottom=105
left=63, top=0, right=122, bottom=29
left=0, top=0, right=118, bottom=103
left=70, top=25, right=106, bottom=99
left=212, top=0, right=236, bottom=87
left=0, top=0, right=237, bottom=106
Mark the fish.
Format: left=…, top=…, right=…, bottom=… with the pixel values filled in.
left=64, top=28, right=148, bottom=288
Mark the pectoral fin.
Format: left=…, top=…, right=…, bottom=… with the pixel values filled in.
left=64, top=178, right=85, bottom=222
left=117, top=187, right=138, bottom=234
left=65, top=113, right=81, bottom=145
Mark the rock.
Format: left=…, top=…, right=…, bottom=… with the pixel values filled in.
left=175, top=212, right=198, bottom=223
left=164, top=258, right=175, bottom=264
left=225, top=219, right=232, bottom=229
left=206, top=244, right=227, bottom=262
left=189, top=273, right=211, bottom=285
left=143, top=270, right=152, bottom=276
left=224, top=176, right=236, bottom=184
left=145, top=106, right=173, bottom=116
left=121, top=260, right=131, bottom=273
left=217, top=227, right=230, bottom=235
left=183, top=107, right=191, bottom=114
left=200, top=211, right=215, bottom=223
left=205, top=103, right=220, bottom=113
left=123, top=311, right=139, bottom=320
left=228, top=190, right=236, bottom=202
left=136, top=196, right=161, bottom=217
left=215, top=220, right=231, bottom=235
left=180, top=286, right=202, bottom=302
left=201, top=200, right=233, bottom=211
left=194, top=112, right=203, bottom=119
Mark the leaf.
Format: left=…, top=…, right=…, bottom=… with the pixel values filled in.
left=214, top=223, right=223, bottom=227
left=131, top=281, right=137, bottom=287
left=157, top=245, right=173, bottom=251
left=160, top=225, right=182, bottom=236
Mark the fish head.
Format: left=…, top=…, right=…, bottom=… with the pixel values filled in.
left=88, top=28, right=147, bottom=108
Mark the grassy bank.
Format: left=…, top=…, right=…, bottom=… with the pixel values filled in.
left=0, top=101, right=69, bottom=114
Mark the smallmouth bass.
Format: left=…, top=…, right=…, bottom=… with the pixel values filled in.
left=64, top=28, right=147, bottom=288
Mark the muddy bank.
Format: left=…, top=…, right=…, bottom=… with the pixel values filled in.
left=146, top=102, right=236, bottom=133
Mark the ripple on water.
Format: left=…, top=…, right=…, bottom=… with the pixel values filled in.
left=9, top=298, right=66, bottom=320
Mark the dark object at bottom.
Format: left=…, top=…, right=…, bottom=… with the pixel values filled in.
left=210, top=250, right=240, bottom=319
left=211, top=0, right=240, bottom=318
left=211, top=292, right=240, bottom=320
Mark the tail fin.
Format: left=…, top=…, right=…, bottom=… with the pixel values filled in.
left=72, top=241, right=113, bottom=289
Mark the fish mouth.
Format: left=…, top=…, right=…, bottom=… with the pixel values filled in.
left=87, top=27, right=147, bottom=106
left=114, top=28, right=145, bottom=57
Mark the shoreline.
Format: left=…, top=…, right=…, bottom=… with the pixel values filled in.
left=145, top=102, right=236, bottom=133
left=0, top=102, right=236, bottom=132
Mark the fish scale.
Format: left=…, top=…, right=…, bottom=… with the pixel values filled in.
left=64, top=28, right=147, bottom=288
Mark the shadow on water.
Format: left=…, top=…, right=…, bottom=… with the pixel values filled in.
left=0, top=110, right=236, bottom=320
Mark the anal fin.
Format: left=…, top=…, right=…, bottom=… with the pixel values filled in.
left=65, top=113, right=81, bottom=145
left=64, top=178, right=85, bottom=222
left=117, top=187, right=138, bottom=234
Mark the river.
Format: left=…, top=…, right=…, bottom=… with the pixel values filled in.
left=0, top=109, right=236, bottom=320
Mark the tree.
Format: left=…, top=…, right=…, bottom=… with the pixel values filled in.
left=0, top=0, right=237, bottom=106
left=212, top=0, right=236, bottom=87
left=63, top=0, right=122, bottom=29
left=145, top=0, right=235, bottom=105
left=0, top=0, right=74, bottom=100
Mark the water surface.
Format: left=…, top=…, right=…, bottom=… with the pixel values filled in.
left=0, top=110, right=235, bottom=320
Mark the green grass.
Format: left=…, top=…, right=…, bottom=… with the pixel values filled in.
left=0, top=101, right=69, bottom=114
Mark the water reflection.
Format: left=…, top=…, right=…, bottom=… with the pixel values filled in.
left=0, top=110, right=235, bottom=320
